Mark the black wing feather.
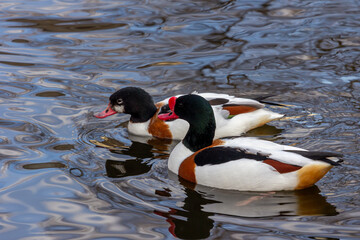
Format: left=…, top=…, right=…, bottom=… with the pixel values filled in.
left=284, top=150, right=342, bottom=166
left=208, top=98, right=229, bottom=105
left=194, top=147, right=268, bottom=166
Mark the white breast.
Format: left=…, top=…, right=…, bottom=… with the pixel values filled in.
left=127, top=120, right=152, bottom=137
left=168, top=142, right=193, bottom=174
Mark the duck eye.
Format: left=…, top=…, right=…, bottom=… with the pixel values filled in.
left=117, top=99, right=123, bottom=105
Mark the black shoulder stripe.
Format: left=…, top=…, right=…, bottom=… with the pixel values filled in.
left=194, top=147, right=268, bottom=166
left=284, top=150, right=342, bottom=166
left=208, top=98, right=229, bottom=105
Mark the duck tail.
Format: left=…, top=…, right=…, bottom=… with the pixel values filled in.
left=285, top=150, right=343, bottom=166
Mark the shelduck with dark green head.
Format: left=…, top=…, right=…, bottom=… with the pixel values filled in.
left=158, top=94, right=342, bottom=191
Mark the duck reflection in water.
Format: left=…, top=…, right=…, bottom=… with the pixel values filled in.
left=95, top=135, right=161, bottom=178
left=154, top=172, right=337, bottom=239
left=105, top=158, right=152, bottom=178
left=154, top=187, right=216, bottom=239
left=102, top=134, right=176, bottom=178
left=91, top=132, right=176, bottom=158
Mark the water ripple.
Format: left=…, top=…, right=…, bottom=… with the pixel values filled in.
left=0, top=0, right=358, bottom=239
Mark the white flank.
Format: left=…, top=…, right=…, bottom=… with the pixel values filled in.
left=166, top=118, right=189, bottom=140
left=195, top=160, right=299, bottom=191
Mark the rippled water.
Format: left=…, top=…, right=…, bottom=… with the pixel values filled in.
left=0, top=0, right=359, bottom=239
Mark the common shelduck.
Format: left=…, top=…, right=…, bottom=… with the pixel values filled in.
left=158, top=94, right=342, bottom=191
left=94, top=87, right=283, bottom=140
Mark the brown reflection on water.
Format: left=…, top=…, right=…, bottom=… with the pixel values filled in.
left=22, top=162, right=66, bottom=169
left=8, top=18, right=127, bottom=32
left=36, top=91, right=66, bottom=97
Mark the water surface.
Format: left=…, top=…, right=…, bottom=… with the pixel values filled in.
left=0, top=0, right=360, bottom=239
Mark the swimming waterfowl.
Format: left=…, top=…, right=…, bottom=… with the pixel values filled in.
left=158, top=94, right=341, bottom=191
left=94, top=87, right=283, bottom=140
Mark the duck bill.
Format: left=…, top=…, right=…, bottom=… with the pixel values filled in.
left=158, top=96, right=178, bottom=121
left=94, top=104, right=117, bottom=118
left=158, top=112, right=179, bottom=121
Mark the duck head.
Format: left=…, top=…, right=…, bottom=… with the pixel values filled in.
left=95, top=87, right=157, bottom=123
left=159, top=94, right=216, bottom=151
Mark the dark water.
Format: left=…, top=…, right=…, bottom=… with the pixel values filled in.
left=0, top=0, right=359, bottom=239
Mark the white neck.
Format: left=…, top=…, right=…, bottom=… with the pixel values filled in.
left=168, top=142, right=193, bottom=174
left=127, top=120, right=152, bottom=137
